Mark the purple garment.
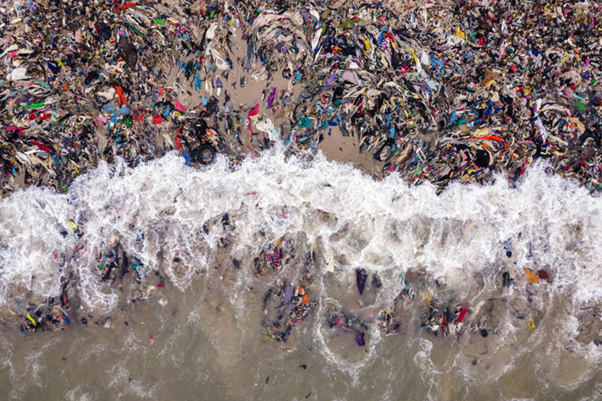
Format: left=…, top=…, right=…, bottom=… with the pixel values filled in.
left=267, top=87, right=277, bottom=108
left=355, top=331, right=365, bottom=346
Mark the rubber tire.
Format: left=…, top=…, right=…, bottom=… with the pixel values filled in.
left=193, top=145, right=216, bottom=165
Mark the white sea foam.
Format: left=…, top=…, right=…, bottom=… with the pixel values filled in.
left=0, top=146, right=601, bottom=319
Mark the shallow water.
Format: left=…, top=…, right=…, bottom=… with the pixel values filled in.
left=1, top=147, right=602, bottom=400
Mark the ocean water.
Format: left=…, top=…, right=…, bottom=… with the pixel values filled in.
left=1, top=147, right=602, bottom=400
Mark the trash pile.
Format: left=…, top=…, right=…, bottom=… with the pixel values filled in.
left=421, top=298, right=470, bottom=339
left=96, top=234, right=143, bottom=285
left=255, top=236, right=296, bottom=275
left=17, top=274, right=76, bottom=335
left=261, top=283, right=317, bottom=343
left=258, top=232, right=320, bottom=342
left=325, top=307, right=369, bottom=347
left=0, top=0, right=245, bottom=195
left=247, top=1, right=602, bottom=191
left=1, top=1, right=600, bottom=195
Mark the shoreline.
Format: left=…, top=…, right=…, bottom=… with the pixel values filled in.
left=1, top=149, right=601, bottom=351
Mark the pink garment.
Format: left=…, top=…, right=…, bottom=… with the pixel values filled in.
left=6, top=126, right=25, bottom=134
left=247, top=103, right=259, bottom=135
left=174, top=99, right=187, bottom=112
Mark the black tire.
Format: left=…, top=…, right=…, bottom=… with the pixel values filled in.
left=193, top=145, right=216, bottom=165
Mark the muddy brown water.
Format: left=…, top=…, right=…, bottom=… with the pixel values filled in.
left=1, top=260, right=601, bottom=401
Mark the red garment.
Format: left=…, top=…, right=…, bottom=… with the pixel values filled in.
left=114, top=86, right=127, bottom=106
left=31, top=141, right=51, bottom=153
left=457, top=307, right=468, bottom=323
